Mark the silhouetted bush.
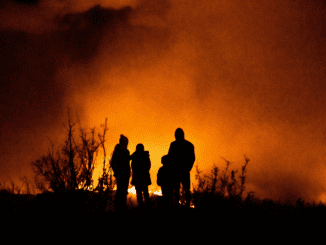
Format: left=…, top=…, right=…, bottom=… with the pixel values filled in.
left=191, top=155, right=250, bottom=212
left=189, top=155, right=326, bottom=223
left=31, top=112, right=113, bottom=194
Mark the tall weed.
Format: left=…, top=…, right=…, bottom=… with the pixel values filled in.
left=191, top=155, right=250, bottom=210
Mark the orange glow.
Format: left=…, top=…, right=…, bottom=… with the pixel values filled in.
left=2, top=0, right=326, bottom=206
left=126, top=187, right=194, bottom=208
left=128, top=186, right=137, bottom=195
left=91, top=130, right=207, bottom=194
left=153, top=189, right=162, bottom=196
left=127, top=187, right=163, bottom=196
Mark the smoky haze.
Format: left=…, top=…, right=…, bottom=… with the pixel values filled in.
left=1, top=0, right=326, bottom=205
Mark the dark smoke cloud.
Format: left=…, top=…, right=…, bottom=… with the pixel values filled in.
left=0, top=1, right=136, bottom=185
left=0, top=0, right=172, bottom=191
left=1, top=0, right=326, bottom=204
left=0, top=0, right=138, bottom=33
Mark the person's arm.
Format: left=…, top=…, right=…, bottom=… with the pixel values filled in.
left=147, top=152, right=151, bottom=171
left=167, top=142, right=174, bottom=156
left=192, top=144, right=195, bottom=163
left=188, top=143, right=195, bottom=171
left=111, top=146, right=119, bottom=177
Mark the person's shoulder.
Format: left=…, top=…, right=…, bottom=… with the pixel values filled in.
left=114, top=144, right=120, bottom=150
left=185, top=139, right=194, bottom=148
left=168, top=141, right=174, bottom=149
left=170, top=140, right=177, bottom=146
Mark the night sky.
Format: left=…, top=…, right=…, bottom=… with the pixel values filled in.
left=1, top=0, right=326, bottom=204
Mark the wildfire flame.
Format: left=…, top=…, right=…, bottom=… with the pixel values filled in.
left=153, top=190, right=162, bottom=196
left=128, top=186, right=137, bottom=195
left=127, top=187, right=194, bottom=208
left=80, top=184, right=193, bottom=208
left=127, top=187, right=162, bottom=196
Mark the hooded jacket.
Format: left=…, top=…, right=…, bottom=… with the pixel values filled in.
left=130, top=151, right=151, bottom=186
left=111, top=143, right=130, bottom=179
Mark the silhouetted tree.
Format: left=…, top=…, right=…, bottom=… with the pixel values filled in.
left=75, top=124, right=100, bottom=191
left=19, top=176, right=33, bottom=194
left=31, top=110, right=106, bottom=194
left=32, top=111, right=76, bottom=193
left=95, top=118, right=110, bottom=195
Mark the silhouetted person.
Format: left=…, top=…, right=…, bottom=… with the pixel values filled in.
left=130, top=143, right=151, bottom=208
left=111, top=134, right=130, bottom=211
left=168, top=128, right=195, bottom=207
left=157, top=155, right=175, bottom=208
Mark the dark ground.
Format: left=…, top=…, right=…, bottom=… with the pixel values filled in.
left=1, top=190, right=325, bottom=237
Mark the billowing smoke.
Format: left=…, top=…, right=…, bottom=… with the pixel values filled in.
left=0, top=0, right=139, bottom=32
left=1, top=0, right=326, bottom=204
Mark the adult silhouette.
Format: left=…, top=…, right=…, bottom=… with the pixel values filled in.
left=111, top=134, right=130, bottom=211
left=168, top=128, right=195, bottom=207
left=130, top=143, right=151, bottom=208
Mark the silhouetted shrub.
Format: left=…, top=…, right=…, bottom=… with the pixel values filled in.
left=191, top=155, right=250, bottom=211
left=31, top=112, right=113, bottom=194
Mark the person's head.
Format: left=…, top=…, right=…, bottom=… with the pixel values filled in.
left=136, top=143, right=144, bottom=152
left=175, top=128, right=185, bottom=140
left=161, top=155, right=169, bottom=165
left=119, top=134, right=128, bottom=148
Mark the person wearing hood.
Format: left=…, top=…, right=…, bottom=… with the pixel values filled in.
left=168, top=128, right=195, bottom=208
left=130, top=143, right=151, bottom=208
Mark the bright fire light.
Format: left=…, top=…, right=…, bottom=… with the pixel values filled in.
left=128, top=186, right=137, bottom=195
left=127, top=187, right=194, bottom=208
left=153, top=189, right=162, bottom=196
left=128, top=187, right=163, bottom=196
